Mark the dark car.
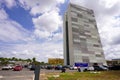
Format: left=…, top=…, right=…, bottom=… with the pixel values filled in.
left=13, top=65, right=22, bottom=71
left=93, top=65, right=108, bottom=71
left=46, top=65, right=53, bottom=70
left=30, top=65, right=36, bottom=70
left=55, top=65, right=62, bottom=70
left=109, top=65, right=120, bottom=70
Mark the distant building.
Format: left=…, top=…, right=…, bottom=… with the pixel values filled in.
left=112, top=59, right=120, bottom=64
left=107, top=58, right=120, bottom=65
left=48, top=58, right=64, bottom=65
left=63, top=3, right=106, bottom=65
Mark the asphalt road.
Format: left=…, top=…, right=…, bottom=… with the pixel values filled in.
left=0, top=68, right=34, bottom=80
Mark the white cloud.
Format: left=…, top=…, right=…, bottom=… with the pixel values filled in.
left=70, top=0, right=120, bottom=60
left=34, top=29, right=51, bottom=39
left=33, top=10, right=63, bottom=38
left=99, top=0, right=119, bottom=8
left=0, top=9, right=8, bottom=19
left=0, top=0, right=16, bottom=8
left=0, top=41, right=63, bottom=62
left=19, top=0, right=63, bottom=39
left=5, top=0, right=16, bottom=8
left=0, top=21, right=30, bottom=42
left=51, top=32, right=63, bottom=41
left=19, top=0, right=65, bottom=15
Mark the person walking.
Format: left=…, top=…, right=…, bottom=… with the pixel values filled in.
left=61, top=67, right=66, bottom=73
left=77, top=67, right=81, bottom=72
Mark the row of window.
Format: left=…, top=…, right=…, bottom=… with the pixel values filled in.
left=71, top=9, right=95, bottom=21
left=71, top=4, right=93, bottom=15
left=73, top=38, right=100, bottom=47
left=74, top=55, right=103, bottom=63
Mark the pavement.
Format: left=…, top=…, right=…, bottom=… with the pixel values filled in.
left=0, top=68, right=34, bottom=80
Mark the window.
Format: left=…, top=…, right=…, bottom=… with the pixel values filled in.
left=89, top=19, right=95, bottom=23
left=93, top=44, right=99, bottom=47
left=85, top=30, right=90, bottom=33
left=72, top=23, right=79, bottom=26
left=86, top=34, right=91, bottom=37
left=71, top=11, right=77, bottom=17
left=82, top=56, right=89, bottom=62
left=72, top=27, right=79, bottom=32
left=96, top=54, right=101, bottom=57
left=77, top=13, right=82, bottom=18
left=84, top=24, right=89, bottom=27
left=73, top=39, right=80, bottom=43
left=87, top=10, right=93, bottom=14
left=71, top=17, right=78, bottom=22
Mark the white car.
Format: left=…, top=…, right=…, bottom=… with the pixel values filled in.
left=87, top=66, right=94, bottom=71
left=69, top=66, right=78, bottom=70
left=2, top=65, right=12, bottom=70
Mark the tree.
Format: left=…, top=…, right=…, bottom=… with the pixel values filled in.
left=26, top=58, right=32, bottom=63
left=0, top=57, right=9, bottom=65
left=32, top=57, right=36, bottom=63
left=11, top=57, right=18, bottom=61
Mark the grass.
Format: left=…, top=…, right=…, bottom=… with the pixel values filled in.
left=47, top=71, right=120, bottom=80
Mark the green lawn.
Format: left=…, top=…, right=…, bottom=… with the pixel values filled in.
left=47, top=71, right=120, bottom=80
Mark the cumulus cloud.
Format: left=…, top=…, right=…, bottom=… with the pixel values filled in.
left=0, top=9, right=8, bottom=19
left=0, top=0, right=16, bottom=8
left=19, top=0, right=65, bottom=15
left=70, top=0, right=120, bottom=60
left=33, top=10, right=62, bottom=38
left=0, top=41, right=63, bottom=62
left=51, top=32, right=63, bottom=42
left=19, top=0, right=63, bottom=39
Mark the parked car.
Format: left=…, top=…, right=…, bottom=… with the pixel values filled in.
left=29, top=65, right=36, bottom=70
left=87, top=66, right=94, bottom=71
left=2, top=65, right=12, bottom=70
left=13, top=65, right=22, bottom=71
left=108, top=65, right=120, bottom=70
left=69, top=66, right=77, bottom=70
left=55, top=65, right=62, bottom=70
left=99, top=65, right=108, bottom=71
left=46, top=65, right=54, bottom=70
left=93, top=65, right=108, bottom=71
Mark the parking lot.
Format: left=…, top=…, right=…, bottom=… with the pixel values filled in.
left=0, top=68, right=34, bottom=80
left=0, top=67, right=77, bottom=80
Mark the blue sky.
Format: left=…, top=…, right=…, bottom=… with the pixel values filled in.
left=0, top=0, right=120, bottom=62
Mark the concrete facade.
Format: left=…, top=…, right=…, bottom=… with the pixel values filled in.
left=63, top=3, right=106, bottom=66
